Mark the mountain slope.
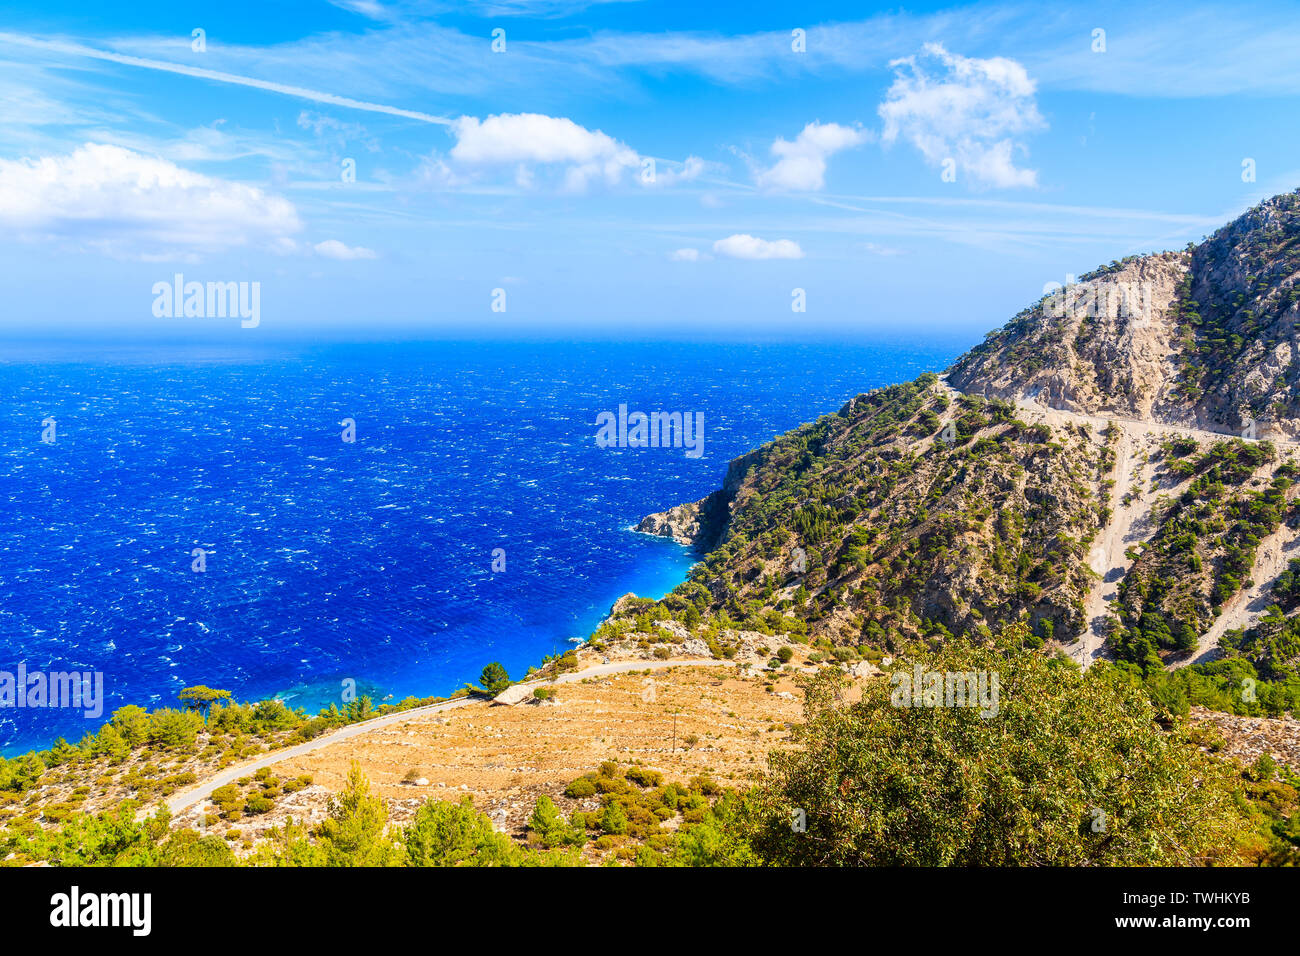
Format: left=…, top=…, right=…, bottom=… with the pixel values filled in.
left=948, top=250, right=1191, bottom=421
left=950, top=190, right=1300, bottom=441
left=634, top=374, right=1106, bottom=650
left=630, top=191, right=1300, bottom=685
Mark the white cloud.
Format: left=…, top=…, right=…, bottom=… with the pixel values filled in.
left=669, top=248, right=700, bottom=261
left=756, top=122, right=869, bottom=191
left=297, top=110, right=379, bottom=153
left=878, top=43, right=1045, bottom=189
left=648, top=155, right=706, bottom=188
left=0, top=142, right=301, bottom=256
left=330, top=0, right=636, bottom=19
left=329, top=0, right=388, bottom=17
left=862, top=242, right=903, bottom=257
left=451, top=113, right=631, bottom=165
left=314, top=239, right=378, bottom=259
left=451, top=112, right=638, bottom=191
left=712, top=234, right=804, bottom=260
left=413, top=155, right=472, bottom=191
left=447, top=112, right=701, bottom=193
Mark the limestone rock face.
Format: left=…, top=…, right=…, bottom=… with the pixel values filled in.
left=636, top=455, right=747, bottom=550
left=679, top=638, right=711, bottom=657
left=951, top=189, right=1300, bottom=440
left=491, top=684, right=535, bottom=706
left=608, top=592, right=643, bottom=617
left=948, top=251, right=1190, bottom=420
left=636, top=499, right=708, bottom=547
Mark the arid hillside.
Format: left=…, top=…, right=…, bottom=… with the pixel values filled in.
left=632, top=191, right=1300, bottom=684
left=949, top=190, right=1300, bottom=441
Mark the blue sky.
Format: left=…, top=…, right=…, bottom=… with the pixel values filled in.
left=1, top=0, right=1298, bottom=342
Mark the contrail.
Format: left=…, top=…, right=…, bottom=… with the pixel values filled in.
left=0, top=32, right=455, bottom=127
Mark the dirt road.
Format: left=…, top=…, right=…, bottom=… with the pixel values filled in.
left=164, top=656, right=732, bottom=816
left=939, top=377, right=1300, bottom=667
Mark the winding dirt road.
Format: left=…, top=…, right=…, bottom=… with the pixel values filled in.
left=1182, top=516, right=1300, bottom=667
left=164, top=657, right=733, bottom=816
left=939, top=377, right=1300, bottom=668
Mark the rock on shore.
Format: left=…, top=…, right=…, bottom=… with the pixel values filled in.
left=636, top=445, right=765, bottom=550
left=636, top=498, right=708, bottom=546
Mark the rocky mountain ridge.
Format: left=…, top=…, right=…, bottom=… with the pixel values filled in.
left=949, top=190, right=1300, bottom=441
left=631, top=190, right=1300, bottom=685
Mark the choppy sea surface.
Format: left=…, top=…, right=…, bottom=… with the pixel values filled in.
left=0, top=339, right=964, bottom=752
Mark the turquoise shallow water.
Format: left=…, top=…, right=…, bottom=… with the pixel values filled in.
left=0, top=337, right=966, bottom=752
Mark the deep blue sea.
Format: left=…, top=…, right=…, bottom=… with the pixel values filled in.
left=0, top=339, right=964, bottom=753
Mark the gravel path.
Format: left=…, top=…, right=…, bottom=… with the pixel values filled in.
left=940, top=377, right=1300, bottom=668
left=164, top=657, right=732, bottom=816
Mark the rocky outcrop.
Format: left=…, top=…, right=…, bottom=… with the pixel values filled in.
left=637, top=447, right=763, bottom=550
left=637, top=497, right=710, bottom=547
left=1191, top=706, right=1300, bottom=772
left=608, top=592, right=645, bottom=617
left=491, top=684, right=535, bottom=706
left=950, top=189, right=1300, bottom=440
left=948, top=251, right=1190, bottom=419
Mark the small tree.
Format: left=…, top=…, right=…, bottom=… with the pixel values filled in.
left=599, top=800, right=628, bottom=835
left=344, top=695, right=374, bottom=722
left=316, top=761, right=402, bottom=867
left=178, top=685, right=232, bottom=719
left=406, top=797, right=518, bottom=866
left=146, top=708, right=204, bottom=749
left=109, top=705, right=150, bottom=747
left=479, top=662, right=511, bottom=695
left=528, top=795, right=584, bottom=848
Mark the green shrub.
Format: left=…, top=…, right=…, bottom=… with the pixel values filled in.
left=243, top=794, right=273, bottom=815
left=405, top=797, right=519, bottom=866
left=564, top=777, right=597, bottom=799
left=625, top=767, right=663, bottom=788
left=527, top=796, right=584, bottom=849
left=599, top=800, right=628, bottom=835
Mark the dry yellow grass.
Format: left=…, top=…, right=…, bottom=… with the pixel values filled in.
left=275, top=664, right=805, bottom=822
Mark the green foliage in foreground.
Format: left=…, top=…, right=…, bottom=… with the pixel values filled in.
left=3, top=628, right=1286, bottom=867
left=406, top=798, right=521, bottom=866
left=0, top=762, right=584, bottom=868
left=737, top=630, right=1249, bottom=865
